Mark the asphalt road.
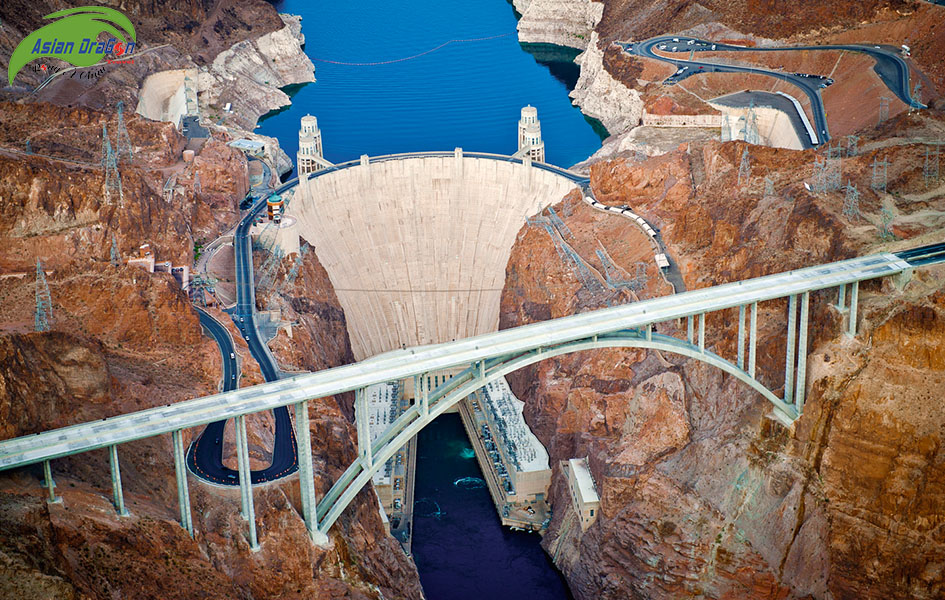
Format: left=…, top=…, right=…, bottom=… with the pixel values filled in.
left=713, top=90, right=816, bottom=150
left=625, top=35, right=925, bottom=146
left=187, top=176, right=299, bottom=486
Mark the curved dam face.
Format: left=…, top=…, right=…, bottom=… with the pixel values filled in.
left=291, top=156, right=577, bottom=360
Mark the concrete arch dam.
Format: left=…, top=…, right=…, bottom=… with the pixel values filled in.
left=290, top=155, right=579, bottom=360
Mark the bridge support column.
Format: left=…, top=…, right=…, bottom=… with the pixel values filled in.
left=784, top=294, right=798, bottom=406
left=835, top=283, right=847, bottom=312
left=749, top=302, right=758, bottom=378
left=108, top=445, right=129, bottom=516
left=698, top=313, right=705, bottom=353
left=235, top=415, right=260, bottom=552
left=737, top=305, right=746, bottom=369
left=795, top=291, right=810, bottom=414
left=294, top=400, right=328, bottom=546
left=171, top=430, right=193, bottom=537
left=847, top=281, right=859, bottom=337
left=42, top=460, right=61, bottom=504
left=687, top=315, right=694, bottom=344
left=895, top=268, right=914, bottom=290
left=355, top=388, right=374, bottom=468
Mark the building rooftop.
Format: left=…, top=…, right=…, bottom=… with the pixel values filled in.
left=479, top=377, right=549, bottom=473
left=367, top=382, right=400, bottom=486
left=569, top=457, right=599, bottom=504
left=228, top=139, right=265, bottom=153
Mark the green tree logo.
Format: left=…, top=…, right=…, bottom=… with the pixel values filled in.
left=8, top=6, right=135, bottom=85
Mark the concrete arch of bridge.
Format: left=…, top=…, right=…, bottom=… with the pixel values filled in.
left=315, top=330, right=794, bottom=534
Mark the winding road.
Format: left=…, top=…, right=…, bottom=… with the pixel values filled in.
left=187, top=177, right=300, bottom=486
left=625, top=35, right=926, bottom=146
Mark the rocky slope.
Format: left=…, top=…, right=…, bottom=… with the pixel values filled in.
left=499, top=112, right=945, bottom=599
left=512, top=0, right=604, bottom=50
left=0, top=9, right=421, bottom=595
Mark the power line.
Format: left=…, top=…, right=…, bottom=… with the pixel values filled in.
left=311, top=32, right=515, bottom=66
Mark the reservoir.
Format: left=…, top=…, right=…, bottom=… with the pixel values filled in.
left=264, top=1, right=595, bottom=597
left=263, top=0, right=605, bottom=169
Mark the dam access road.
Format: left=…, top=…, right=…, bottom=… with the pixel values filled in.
left=624, top=35, right=926, bottom=145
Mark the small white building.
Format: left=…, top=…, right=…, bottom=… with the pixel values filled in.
left=566, top=457, right=600, bottom=531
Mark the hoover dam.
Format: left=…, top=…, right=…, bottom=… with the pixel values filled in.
left=291, top=154, right=578, bottom=359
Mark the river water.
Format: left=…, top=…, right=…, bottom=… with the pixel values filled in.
left=412, top=415, right=573, bottom=600
left=262, top=1, right=595, bottom=597
left=262, top=0, right=604, bottom=170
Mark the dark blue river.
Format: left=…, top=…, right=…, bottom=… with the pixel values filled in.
left=263, top=0, right=605, bottom=169
left=412, top=415, right=573, bottom=600
left=263, top=1, right=590, bottom=597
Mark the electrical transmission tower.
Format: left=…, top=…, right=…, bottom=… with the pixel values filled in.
left=595, top=249, right=648, bottom=292
left=925, top=145, right=940, bottom=189
left=738, top=147, right=751, bottom=185
left=741, top=101, right=760, bottom=145
left=880, top=207, right=895, bottom=241
left=256, top=247, right=284, bottom=292
left=878, top=97, right=890, bottom=125
left=25, top=140, right=32, bottom=154
left=190, top=273, right=217, bottom=306
left=110, top=233, right=119, bottom=266
left=845, top=135, right=859, bottom=157
left=101, top=123, right=123, bottom=206
left=721, top=113, right=732, bottom=142
left=267, top=243, right=309, bottom=312
left=826, top=145, right=842, bottom=191
left=34, top=260, right=52, bottom=332
left=115, top=101, right=133, bottom=163
left=812, top=157, right=826, bottom=194
left=527, top=215, right=600, bottom=291
left=842, top=181, right=861, bottom=220
left=194, top=170, right=201, bottom=194
left=871, top=157, right=888, bottom=193
left=763, top=176, right=775, bottom=198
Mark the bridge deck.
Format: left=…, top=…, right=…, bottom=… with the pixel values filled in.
left=0, top=250, right=915, bottom=471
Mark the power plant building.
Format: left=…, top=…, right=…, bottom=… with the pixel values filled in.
left=460, top=376, right=551, bottom=530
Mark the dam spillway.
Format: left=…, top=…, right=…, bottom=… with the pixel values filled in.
left=290, top=154, right=577, bottom=360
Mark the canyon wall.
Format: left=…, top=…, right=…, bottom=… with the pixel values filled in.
left=570, top=32, right=644, bottom=136
left=499, top=124, right=945, bottom=599
left=513, top=0, right=604, bottom=50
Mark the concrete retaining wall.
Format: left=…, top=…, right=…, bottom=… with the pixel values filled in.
left=291, top=156, right=577, bottom=360
left=642, top=112, right=723, bottom=128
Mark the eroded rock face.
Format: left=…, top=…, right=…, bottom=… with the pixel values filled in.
left=513, top=0, right=603, bottom=50
left=500, top=140, right=945, bottom=599
left=203, top=13, right=316, bottom=132
left=570, top=32, right=643, bottom=136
